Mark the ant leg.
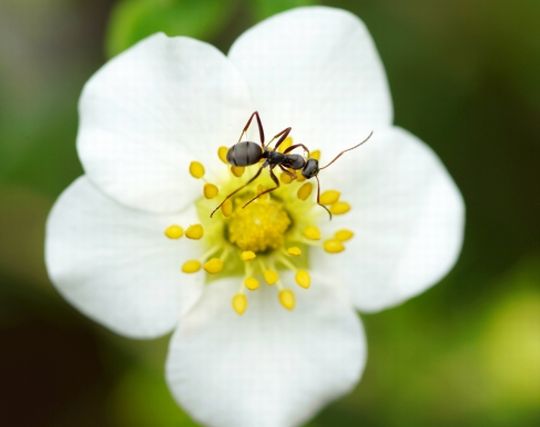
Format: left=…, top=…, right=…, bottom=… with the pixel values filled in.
left=210, top=164, right=266, bottom=217
left=315, top=175, right=332, bottom=220
left=253, top=111, right=265, bottom=147
left=278, top=164, right=297, bottom=180
left=236, top=111, right=265, bottom=147
left=284, top=143, right=310, bottom=157
left=242, top=167, right=281, bottom=208
left=267, top=127, right=292, bottom=150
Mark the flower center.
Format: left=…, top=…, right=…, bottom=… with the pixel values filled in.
left=227, top=197, right=291, bottom=252
left=163, top=135, right=355, bottom=316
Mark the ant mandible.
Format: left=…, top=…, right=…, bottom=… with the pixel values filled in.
left=210, top=111, right=373, bottom=219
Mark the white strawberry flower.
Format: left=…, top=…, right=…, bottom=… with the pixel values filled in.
left=45, top=6, right=464, bottom=427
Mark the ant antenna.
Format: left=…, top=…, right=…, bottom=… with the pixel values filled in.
left=319, top=131, right=374, bottom=171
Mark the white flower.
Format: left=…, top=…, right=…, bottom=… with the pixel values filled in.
left=45, top=6, right=464, bottom=427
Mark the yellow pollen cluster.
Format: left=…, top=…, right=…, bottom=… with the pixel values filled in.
left=228, top=199, right=291, bottom=252
left=165, top=139, right=357, bottom=316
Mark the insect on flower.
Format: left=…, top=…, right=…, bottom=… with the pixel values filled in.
left=211, top=111, right=373, bottom=219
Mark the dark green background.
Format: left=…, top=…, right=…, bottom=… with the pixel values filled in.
left=1, top=0, right=539, bottom=426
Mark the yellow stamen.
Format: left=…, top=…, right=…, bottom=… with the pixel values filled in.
left=244, top=276, right=260, bottom=291
left=232, top=293, right=248, bottom=315
left=310, top=150, right=321, bottom=160
left=189, top=161, right=205, bottom=179
left=221, top=199, right=233, bottom=217
left=280, top=172, right=295, bottom=184
left=319, top=190, right=340, bottom=205
left=278, top=136, right=293, bottom=152
left=303, top=225, right=321, bottom=240
left=217, top=146, right=228, bottom=164
left=164, top=224, right=183, bottom=239
left=203, top=183, right=219, bottom=199
left=296, top=170, right=306, bottom=182
left=295, top=270, right=311, bottom=289
left=278, top=289, right=296, bottom=310
left=330, top=201, right=351, bottom=215
left=297, top=182, right=313, bottom=200
left=241, top=250, right=256, bottom=261
left=263, top=269, right=279, bottom=285
left=287, top=246, right=302, bottom=256
left=335, top=229, right=354, bottom=241
left=323, top=239, right=345, bottom=254
left=181, top=260, right=201, bottom=273
left=185, top=224, right=204, bottom=239
left=257, top=184, right=270, bottom=200
left=203, top=258, right=224, bottom=274
left=230, top=166, right=245, bottom=177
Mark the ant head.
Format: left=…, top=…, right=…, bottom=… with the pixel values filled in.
left=302, top=158, right=319, bottom=179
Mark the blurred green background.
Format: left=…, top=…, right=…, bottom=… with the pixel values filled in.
left=1, top=0, right=539, bottom=426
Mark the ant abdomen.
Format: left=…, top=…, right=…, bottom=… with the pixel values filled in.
left=227, top=141, right=263, bottom=166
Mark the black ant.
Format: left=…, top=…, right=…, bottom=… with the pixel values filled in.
left=210, top=111, right=373, bottom=219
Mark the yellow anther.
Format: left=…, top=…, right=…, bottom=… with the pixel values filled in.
left=278, top=289, right=296, bottom=310
left=232, top=293, right=248, bottom=315
left=203, top=258, right=224, bottom=274
left=203, top=183, right=219, bottom=199
left=330, top=201, right=351, bottom=215
left=221, top=198, right=233, bottom=217
left=181, top=260, right=201, bottom=273
left=230, top=166, right=245, bottom=177
left=185, top=224, right=204, bottom=239
left=280, top=172, right=295, bottom=184
left=278, top=136, right=293, bottom=152
left=295, top=270, right=311, bottom=289
left=303, top=225, right=321, bottom=240
left=257, top=184, right=269, bottom=200
left=296, top=170, right=306, bottom=182
left=297, top=182, right=313, bottom=200
left=323, top=239, right=345, bottom=254
left=217, top=146, right=229, bottom=164
left=244, top=276, right=260, bottom=291
left=319, top=190, right=340, bottom=205
left=310, top=150, right=321, bottom=160
left=263, top=269, right=279, bottom=285
left=164, top=224, right=183, bottom=239
left=335, top=229, right=354, bottom=242
left=287, top=246, right=302, bottom=256
left=189, top=161, right=205, bottom=179
left=241, top=250, right=256, bottom=261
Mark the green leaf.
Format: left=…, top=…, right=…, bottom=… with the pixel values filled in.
left=106, top=0, right=234, bottom=58
left=251, top=0, right=319, bottom=21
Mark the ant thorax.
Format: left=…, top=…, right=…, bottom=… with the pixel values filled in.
left=264, top=150, right=286, bottom=165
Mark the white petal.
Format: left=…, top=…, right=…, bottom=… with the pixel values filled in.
left=228, top=6, right=392, bottom=151
left=317, top=127, right=465, bottom=312
left=78, top=33, right=251, bottom=213
left=166, top=276, right=365, bottom=427
left=45, top=177, right=203, bottom=338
